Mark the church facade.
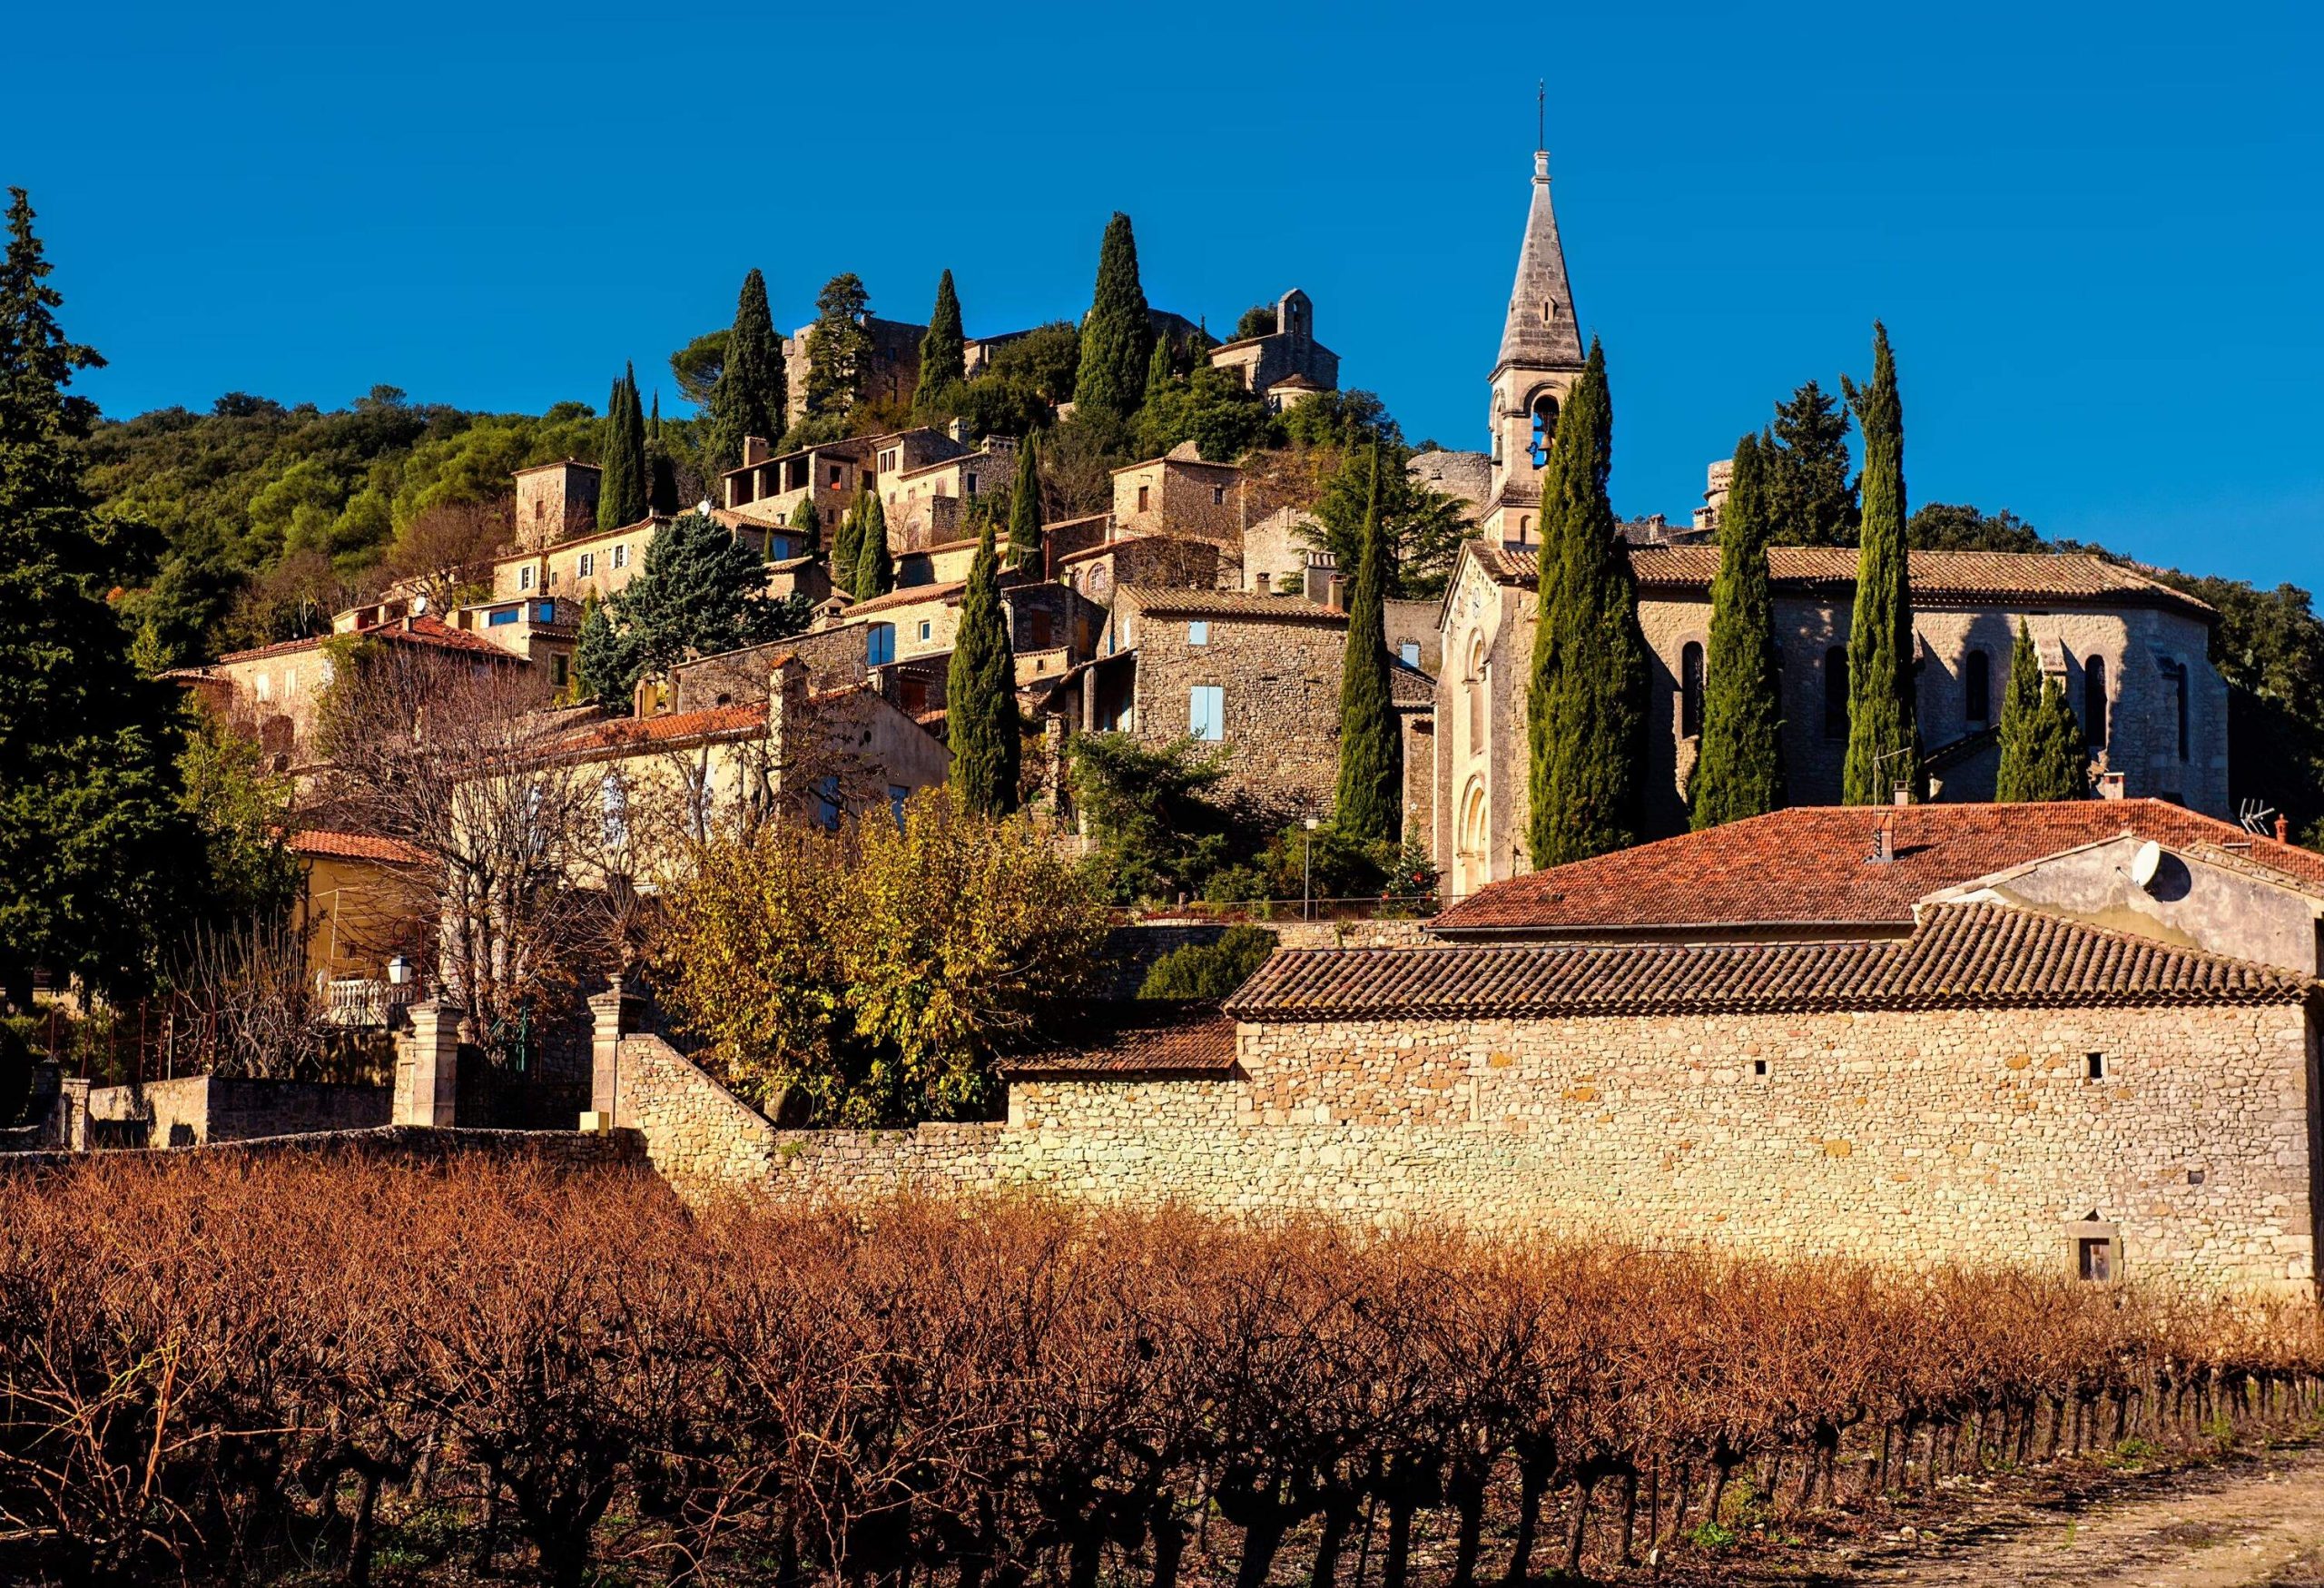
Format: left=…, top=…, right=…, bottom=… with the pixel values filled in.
left=1430, top=153, right=2232, bottom=897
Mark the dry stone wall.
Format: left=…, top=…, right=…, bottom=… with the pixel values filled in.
left=614, top=1000, right=2318, bottom=1294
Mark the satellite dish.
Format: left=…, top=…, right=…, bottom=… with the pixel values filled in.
left=410, top=593, right=428, bottom=615
left=2130, top=841, right=2163, bottom=890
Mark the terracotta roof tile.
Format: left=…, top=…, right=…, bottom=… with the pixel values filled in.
left=1434, top=801, right=2324, bottom=935
left=1468, top=545, right=2212, bottom=619
left=544, top=700, right=770, bottom=756
left=1000, top=1007, right=1239, bottom=1077
left=1228, top=903, right=2304, bottom=1021
left=1120, top=586, right=1348, bottom=622
left=215, top=614, right=517, bottom=666
left=287, top=829, right=429, bottom=865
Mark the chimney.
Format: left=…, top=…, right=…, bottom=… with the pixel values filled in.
left=743, top=436, right=772, bottom=467
left=1325, top=574, right=1346, bottom=614
left=2096, top=771, right=2127, bottom=801
left=2278, top=814, right=2291, bottom=843
left=633, top=675, right=660, bottom=719
left=1870, top=814, right=1896, bottom=864
left=947, top=418, right=971, bottom=446
left=1891, top=782, right=1911, bottom=808
left=765, top=656, right=809, bottom=800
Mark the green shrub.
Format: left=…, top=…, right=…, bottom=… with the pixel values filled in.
left=1137, top=926, right=1276, bottom=1001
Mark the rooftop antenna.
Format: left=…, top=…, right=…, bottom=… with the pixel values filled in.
left=1537, top=79, right=1545, bottom=152
left=2239, top=799, right=2278, bottom=837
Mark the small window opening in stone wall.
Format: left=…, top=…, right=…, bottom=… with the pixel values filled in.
left=1750, top=1058, right=1768, bottom=1080
left=2188, top=1169, right=2206, bottom=1186
left=2078, top=1237, right=2113, bottom=1283
left=2085, top=1051, right=2105, bottom=1080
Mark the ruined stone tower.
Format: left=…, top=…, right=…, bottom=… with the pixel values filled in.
left=1483, top=150, right=1586, bottom=549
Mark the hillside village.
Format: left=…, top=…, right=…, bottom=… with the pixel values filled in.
left=0, top=143, right=2319, bottom=1307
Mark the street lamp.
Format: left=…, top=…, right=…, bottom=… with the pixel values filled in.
left=1303, top=817, right=1320, bottom=921
left=387, top=953, right=412, bottom=988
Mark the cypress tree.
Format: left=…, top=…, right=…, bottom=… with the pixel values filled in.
left=852, top=493, right=893, bottom=601
left=916, top=269, right=965, bottom=410
left=1689, top=431, right=1786, bottom=828
left=946, top=521, right=1020, bottom=816
left=708, top=268, right=784, bottom=475
left=645, top=390, right=679, bottom=515
left=1073, top=212, right=1153, bottom=420
left=1995, top=620, right=2091, bottom=801
left=1005, top=439, right=1042, bottom=570
left=1333, top=444, right=1400, bottom=843
left=1840, top=323, right=1915, bottom=804
left=598, top=364, right=648, bottom=529
left=1526, top=340, right=1649, bottom=867
left=830, top=493, right=865, bottom=593
left=787, top=496, right=820, bottom=559
left=1144, top=335, right=1173, bottom=403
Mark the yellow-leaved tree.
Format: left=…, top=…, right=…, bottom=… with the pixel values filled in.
left=654, top=790, right=1107, bottom=1124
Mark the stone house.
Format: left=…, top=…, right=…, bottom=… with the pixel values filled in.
left=894, top=537, right=983, bottom=591
left=779, top=317, right=932, bottom=427
left=1236, top=508, right=1318, bottom=596
left=288, top=829, right=431, bottom=1025
left=1081, top=586, right=1434, bottom=835
left=1058, top=535, right=1224, bottom=607
left=720, top=435, right=877, bottom=532
left=1206, top=289, right=1339, bottom=400
left=524, top=655, right=951, bottom=882
left=1434, top=540, right=2231, bottom=897
left=173, top=611, right=525, bottom=772
left=513, top=459, right=601, bottom=549
left=834, top=572, right=1103, bottom=682
left=1112, top=445, right=1246, bottom=544
left=880, top=437, right=1016, bottom=551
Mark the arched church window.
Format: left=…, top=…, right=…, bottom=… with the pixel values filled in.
left=1680, top=642, right=1705, bottom=740
left=1466, top=635, right=1488, bottom=742
left=2083, top=656, right=2107, bottom=751
left=1460, top=780, right=1488, bottom=855
left=1528, top=394, right=1560, bottom=468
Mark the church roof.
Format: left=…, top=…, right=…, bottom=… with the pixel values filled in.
left=1462, top=543, right=2215, bottom=622
left=1494, top=152, right=1585, bottom=377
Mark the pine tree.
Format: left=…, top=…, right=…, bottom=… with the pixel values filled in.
left=1526, top=340, right=1649, bottom=868
left=1689, top=431, right=1786, bottom=828
left=1994, top=620, right=2091, bottom=801
left=1005, top=439, right=1042, bottom=570
left=1073, top=212, right=1153, bottom=420
left=915, top=269, right=965, bottom=410
left=708, top=268, right=784, bottom=476
left=597, top=364, right=648, bottom=529
left=572, top=511, right=811, bottom=704
left=0, top=187, right=196, bottom=1005
left=1762, top=379, right=1858, bottom=546
left=1333, top=445, right=1400, bottom=843
left=645, top=390, right=679, bottom=515
left=852, top=493, right=893, bottom=601
left=1840, top=324, right=1915, bottom=804
left=803, top=274, right=873, bottom=419
left=946, top=521, right=1020, bottom=816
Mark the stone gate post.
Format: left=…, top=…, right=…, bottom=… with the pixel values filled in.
left=391, top=1000, right=460, bottom=1127
left=585, top=981, right=642, bottom=1130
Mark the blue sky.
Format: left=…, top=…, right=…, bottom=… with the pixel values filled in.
left=11, top=1, right=2320, bottom=589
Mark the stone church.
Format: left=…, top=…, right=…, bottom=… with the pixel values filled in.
left=1428, top=151, right=2231, bottom=896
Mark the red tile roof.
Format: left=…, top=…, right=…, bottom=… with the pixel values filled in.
left=215, top=614, right=517, bottom=666
left=288, top=829, right=429, bottom=865
left=1432, top=800, right=2324, bottom=936
left=542, top=700, right=771, bottom=756
left=1468, top=545, right=2213, bottom=621
left=1119, top=586, right=1348, bottom=623
left=1227, top=902, right=2304, bottom=1021
left=1000, top=1007, right=1240, bottom=1077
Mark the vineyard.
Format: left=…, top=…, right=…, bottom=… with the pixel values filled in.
left=0, top=1153, right=2319, bottom=1585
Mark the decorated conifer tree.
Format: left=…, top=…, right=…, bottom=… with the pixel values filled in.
left=1073, top=212, right=1152, bottom=420
left=946, top=522, right=1020, bottom=816
left=1005, top=439, right=1042, bottom=571
left=1689, top=431, right=1786, bottom=827
left=916, top=269, right=965, bottom=409
left=1840, top=323, right=1915, bottom=804
left=1333, top=445, right=1400, bottom=843
left=1526, top=340, right=1648, bottom=866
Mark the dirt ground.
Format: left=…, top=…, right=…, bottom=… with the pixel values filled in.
left=1654, top=1439, right=2324, bottom=1588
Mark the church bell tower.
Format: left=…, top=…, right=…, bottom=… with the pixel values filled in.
left=1484, top=148, right=1586, bottom=548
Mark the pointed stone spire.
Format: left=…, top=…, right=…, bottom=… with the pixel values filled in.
left=1494, top=149, right=1584, bottom=377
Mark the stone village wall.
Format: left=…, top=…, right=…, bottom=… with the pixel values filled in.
left=607, top=997, right=2319, bottom=1294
